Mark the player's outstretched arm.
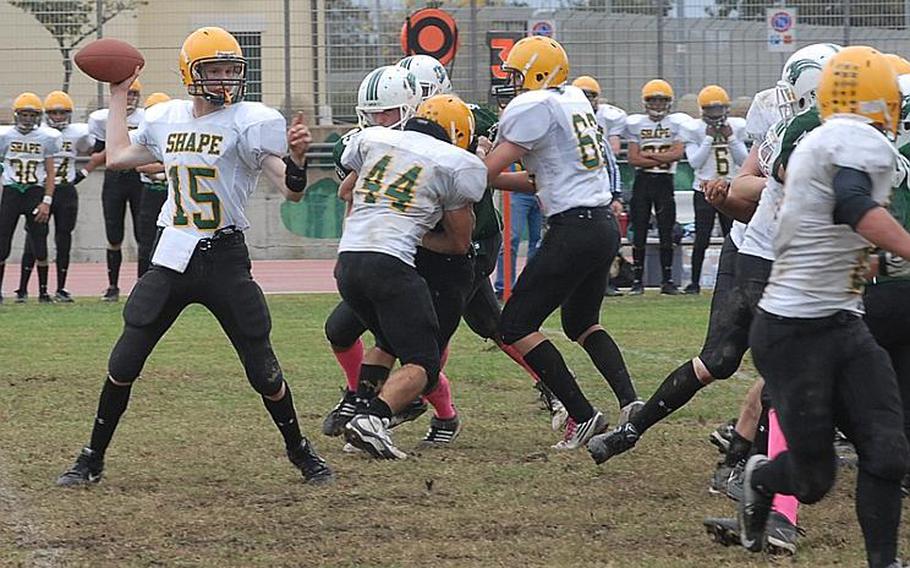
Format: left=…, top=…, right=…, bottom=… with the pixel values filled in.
left=262, top=154, right=305, bottom=203
left=105, top=68, right=156, bottom=170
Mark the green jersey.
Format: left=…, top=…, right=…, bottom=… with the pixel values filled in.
left=879, top=144, right=910, bottom=281
left=772, top=106, right=821, bottom=183
left=466, top=103, right=502, bottom=243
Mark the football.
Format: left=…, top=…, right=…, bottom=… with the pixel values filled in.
left=74, top=38, right=144, bottom=84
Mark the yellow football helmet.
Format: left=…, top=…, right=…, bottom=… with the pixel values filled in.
left=642, top=79, right=674, bottom=121
left=697, top=85, right=731, bottom=127
left=44, top=91, right=73, bottom=128
left=818, top=46, right=900, bottom=136
left=179, top=26, right=246, bottom=105
left=416, top=94, right=475, bottom=150
left=885, top=53, right=910, bottom=76
left=572, top=76, right=601, bottom=106
left=493, top=36, right=569, bottom=104
left=13, top=92, right=42, bottom=133
left=145, top=92, right=171, bottom=109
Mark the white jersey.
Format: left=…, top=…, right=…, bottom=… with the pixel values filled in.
left=760, top=118, right=899, bottom=318
left=730, top=220, right=746, bottom=249
left=624, top=112, right=688, bottom=174
left=0, top=126, right=62, bottom=187
left=498, top=86, right=612, bottom=216
left=595, top=103, right=627, bottom=138
left=739, top=176, right=783, bottom=261
left=339, top=127, right=486, bottom=267
left=680, top=117, right=748, bottom=190
left=49, top=123, right=93, bottom=185
left=88, top=107, right=145, bottom=143
left=131, top=99, right=287, bottom=237
left=745, top=87, right=780, bottom=142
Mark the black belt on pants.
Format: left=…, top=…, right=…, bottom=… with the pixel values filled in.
left=154, top=225, right=245, bottom=253
left=548, top=206, right=611, bottom=221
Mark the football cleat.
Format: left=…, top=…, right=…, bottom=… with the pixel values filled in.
left=344, top=414, right=407, bottom=459
left=684, top=283, right=701, bottom=295
left=660, top=281, right=681, bottom=295
left=618, top=400, right=645, bottom=426
left=550, top=398, right=569, bottom=431
left=587, top=421, right=639, bottom=464
left=56, top=447, right=104, bottom=487
left=552, top=411, right=608, bottom=451
left=388, top=397, right=429, bottom=429
left=101, top=287, right=120, bottom=302
left=703, top=516, right=741, bottom=547
left=419, top=415, right=462, bottom=447
left=738, top=454, right=773, bottom=552
left=628, top=281, right=644, bottom=296
left=14, top=289, right=27, bottom=304
left=766, top=511, right=801, bottom=556
left=709, top=461, right=735, bottom=495
left=322, top=389, right=360, bottom=437
left=54, top=289, right=74, bottom=303
left=38, top=293, right=53, bottom=304
left=604, top=284, right=624, bottom=297
left=725, top=460, right=745, bottom=502
left=709, top=418, right=737, bottom=454
left=287, top=439, right=334, bottom=485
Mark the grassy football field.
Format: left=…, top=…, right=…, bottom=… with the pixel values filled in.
left=0, top=293, right=899, bottom=567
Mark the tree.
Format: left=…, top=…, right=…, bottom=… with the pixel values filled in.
left=705, top=0, right=905, bottom=28
left=10, top=1, right=148, bottom=92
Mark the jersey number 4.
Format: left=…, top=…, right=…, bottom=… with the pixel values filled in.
left=359, top=155, right=422, bottom=212
left=571, top=113, right=607, bottom=170
left=170, top=165, right=221, bottom=230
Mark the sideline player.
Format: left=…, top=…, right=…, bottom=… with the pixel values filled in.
left=135, top=92, right=172, bottom=277
left=0, top=93, right=60, bottom=303
left=486, top=36, right=637, bottom=449
left=56, top=27, right=333, bottom=486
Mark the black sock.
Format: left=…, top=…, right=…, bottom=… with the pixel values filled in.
left=18, top=262, right=33, bottom=293
left=36, top=264, right=48, bottom=294
left=357, top=364, right=390, bottom=399
left=524, top=340, right=594, bottom=423
left=367, top=397, right=393, bottom=420
left=57, top=234, right=71, bottom=290
left=582, top=329, right=637, bottom=407
left=632, top=360, right=704, bottom=434
left=88, top=377, right=134, bottom=456
left=724, top=430, right=753, bottom=467
left=661, top=264, right=673, bottom=284
left=106, top=249, right=122, bottom=288
left=753, top=405, right=770, bottom=455
left=262, top=383, right=303, bottom=451
left=660, top=247, right=673, bottom=281
left=857, top=469, right=902, bottom=568
left=57, top=265, right=68, bottom=291
left=632, top=249, right=644, bottom=283
left=691, top=246, right=705, bottom=286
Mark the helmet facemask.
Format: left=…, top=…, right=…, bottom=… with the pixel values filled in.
left=492, top=68, right=525, bottom=108
left=46, top=109, right=71, bottom=129
left=702, top=104, right=729, bottom=129
left=774, top=80, right=798, bottom=120
left=15, top=110, right=40, bottom=134
left=644, top=96, right=671, bottom=121
left=188, top=58, right=246, bottom=106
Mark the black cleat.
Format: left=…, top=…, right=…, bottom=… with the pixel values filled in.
left=703, top=516, right=741, bottom=547
left=766, top=511, right=801, bottom=556
left=628, top=281, right=644, bottom=296
left=322, top=389, right=360, bottom=437
left=587, top=421, right=639, bottom=464
left=660, top=281, right=681, bottom=295
left=388, top=397, right=429, bottom=429
left=38, top=292, right=53, bottom=304
left=101, top=286, right=120, bottom=302
left=56, top=447, right=104, bottom=487
left=709, top=418, right=737, bottom=454
left=54, top=289, right=74, bottom=303
left=419, top=415, right=462, bottom=447
left=738, top=454, right=772, bottom=552
left=604, top=284, right=624, bottom=297
left=684, top=283, right=701, bottom=295
left=14, top=289, right=27, bottom=304
left=287, top=439, right=334, bottom=485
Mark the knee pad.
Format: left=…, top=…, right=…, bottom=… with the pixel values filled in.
left=249, top=361, right=284, bottom=398
left=229, top=280, right=272, bottom=339
left=324, top=303, right=366, bottom=348
left=500, top=308, right=533, bottom=345
left=561, top=317, right=596, bottom=343
left=123, top=270, right=172, bottom=328
left=698, top=348, right=743, bottom=381
left=793, top=458, right=837, bottom=504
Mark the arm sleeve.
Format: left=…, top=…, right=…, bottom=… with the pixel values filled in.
left=88, top=114, right=105, bottom=143
left=685, top=137, right=713, bottom=169
left=445, top=161, right=487, bottom=210
left=497, top=100, right=552, bottom=150
left=340, top=132, right=364, bottom=174
left=605, top=145, right=622, bottom=193
left=833, top=167, right=879, bottom=230
left=130, top=122, right=162, bottom=162
left=729, top=135, right=749, bottom=165
left=608, top=111, right=627, bottom=138
left=623, top=119, right=641, bottom=144
left=240, top=118, right=288, bottom=169
left=45, top=132, right=62, bottom=157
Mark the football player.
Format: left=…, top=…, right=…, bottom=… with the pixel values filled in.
left=55, top=27, right=333, bottom=486
left=135, top=92, right=172, bottom=277
left=89, top=78, right=144, bottom=301
left=624, top=79, right=689, bottom=294
left=338, top=94, right=486, bottom=459
left=486, top=36, right=638, bottom=450
left=17, top=91, right=95, bottom=302
left=0, top=93, right=61, bottom=304
left=679, top=85, right=748, bottom=294
left=740, top=47, right=910, bottom=568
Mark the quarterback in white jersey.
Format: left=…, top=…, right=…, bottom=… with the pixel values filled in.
left=743, top=47, right=910, bottom=566
left=336, top=95, right=484, bottom=459
left=56, top=26, right=334, bottom=488
left=488, top=36, right=637, bottom=452
left=0, top=92, right=61, bottom=304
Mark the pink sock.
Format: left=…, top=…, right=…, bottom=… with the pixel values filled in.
left=769, top=408, right=799, bottom=525
left=500, top=342, right=541, bottom=383
left=425, top=371, right=457, bottom=420
left=333, top=338, right=364, bottom=392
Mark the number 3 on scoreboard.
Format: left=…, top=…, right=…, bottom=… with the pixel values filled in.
left=169, top=165, right=221, bottom=230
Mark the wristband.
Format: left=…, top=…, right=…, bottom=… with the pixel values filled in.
left=42, top=195, right=53, bottom=205
left=283, top=156, right=308, bottom=193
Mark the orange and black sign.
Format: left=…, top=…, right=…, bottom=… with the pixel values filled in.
left=487, top=31, right=524, bottom=104
left=400, top=8, right=459, bottom=66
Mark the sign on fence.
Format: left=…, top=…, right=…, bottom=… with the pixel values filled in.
left=767, top=7, right=797, bottom=53
left=527, top=19, right=556, bottom=39
left=487, top=31, right=525, bottom=105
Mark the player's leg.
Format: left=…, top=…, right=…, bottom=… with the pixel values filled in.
left=101, top=171, right=128, bottom=301
left=321, top=300, right=368, bottom=436
left=136, top=185, right=166, bottom=278
left=52, top=183, right=78, bottom=301
left=0, top=187, right=24, bottom=302
left=17, top=235, right=34, bottom=301
left=687, top=190, right=716, bottom=294
left=654, top=174, right=679, bottom=294
left=56, top=267, right=187, bottom=486
left=22, top=186, right=51, bottom=302
left=125, top=175, right=144, bottom=277
left=628, top=174, right=650, bottom=293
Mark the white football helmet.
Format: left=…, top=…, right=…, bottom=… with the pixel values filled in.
left=356, top=65, right=421, bottom=130
left=396, top=55, right=452, bottom=100
left=776, top=43, right=842, bottom=119
left=896, top=74, right=910, bottom=149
